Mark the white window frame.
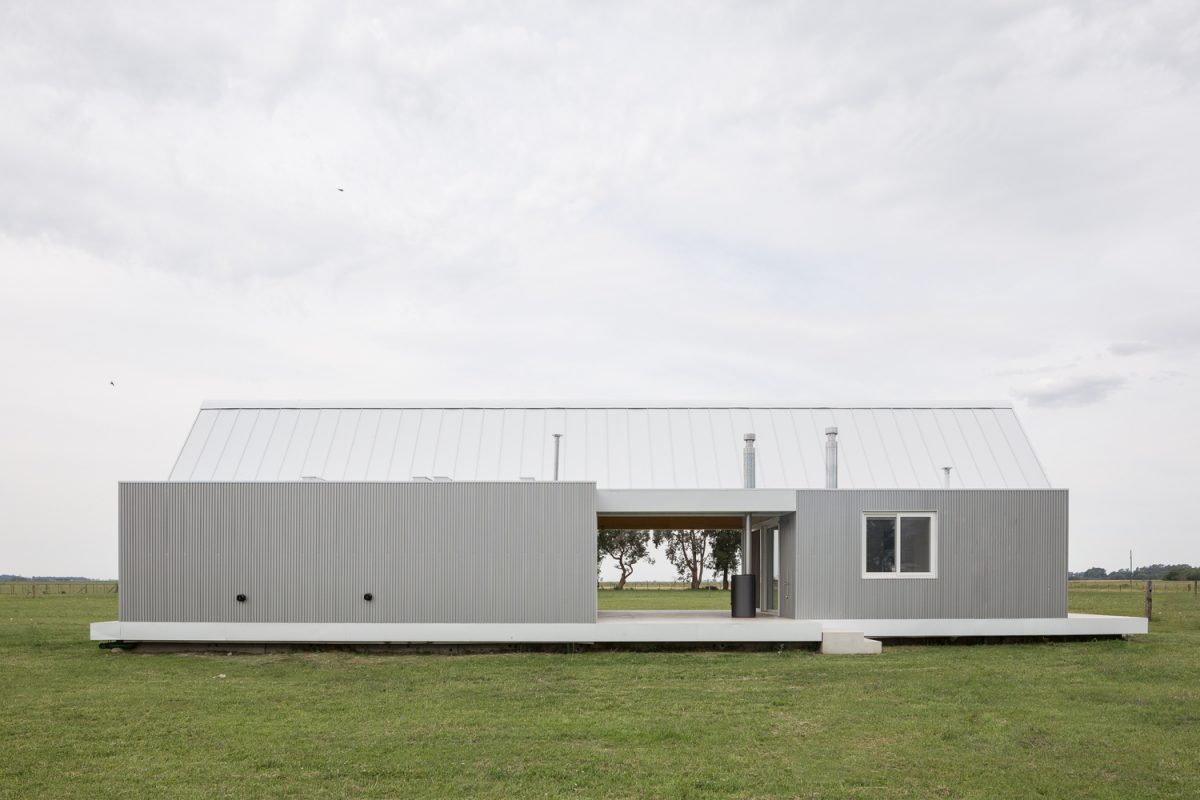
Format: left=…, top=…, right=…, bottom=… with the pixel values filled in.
left=861, top=512, right=938, bottom=579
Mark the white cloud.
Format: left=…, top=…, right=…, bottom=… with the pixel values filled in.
left=1109, top=342, right=1158, bottom=357
left=1018, top=375, right=1128, bottom=408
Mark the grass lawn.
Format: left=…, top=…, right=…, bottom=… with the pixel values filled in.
left=1, top=588, right=1197, bottom=798
left=599, top=586, right=731, bottom=611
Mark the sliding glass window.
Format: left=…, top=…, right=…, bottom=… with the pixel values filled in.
left=862, top=513, right=936, bottom=579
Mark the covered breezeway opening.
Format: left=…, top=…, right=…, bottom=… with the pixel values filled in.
left=596, top=509, right=794, bottom=619
left=595, top=489, right=798, bottom=619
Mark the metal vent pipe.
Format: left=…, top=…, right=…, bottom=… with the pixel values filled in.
left=943, top=466, right=952, bottom=488
left=553, top=434, right=562, bottom=481
left=743, top=433, right=756, bottom=488
left=825, top=427, right=838, bottom=488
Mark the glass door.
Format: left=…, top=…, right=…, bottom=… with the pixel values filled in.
left=760, top=525, right=780, bottom=613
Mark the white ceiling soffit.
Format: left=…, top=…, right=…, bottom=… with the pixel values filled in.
left=167, top=405, right=1051, bottom=489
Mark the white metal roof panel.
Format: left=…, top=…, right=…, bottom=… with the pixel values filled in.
left=167, top=404, right=1053, bottom=489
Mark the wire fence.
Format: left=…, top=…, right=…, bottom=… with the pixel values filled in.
left=1069, top=579, right=1198, bottom=593
left=0, top=582, right=118, bottom=596
left=598, top=581, right=727, bottom=591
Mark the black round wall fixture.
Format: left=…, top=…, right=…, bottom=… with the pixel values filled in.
left=236, top=593, right=247, bottom=603
left=363, top=593, right=373, bottom=602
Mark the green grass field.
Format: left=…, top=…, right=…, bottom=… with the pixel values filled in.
left=1, top=587, right=1197, bottom=798
left=599, top=586, right=732, bottom=610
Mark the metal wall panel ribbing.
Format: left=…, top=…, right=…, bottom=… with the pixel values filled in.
left=778, top=513, right=798, bottom=619
left=793, top=490, right=1067, bottom=619
left=119, top=482, right=598, bottom=624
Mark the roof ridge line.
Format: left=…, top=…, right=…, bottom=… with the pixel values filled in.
left=199, top=400, right=1017, bottom=410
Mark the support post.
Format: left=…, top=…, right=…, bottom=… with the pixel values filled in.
left=1145, top=580, right=1153, bottom=621
left=741, top=514, right=752, bottom=576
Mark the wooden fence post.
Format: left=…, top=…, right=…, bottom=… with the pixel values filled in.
left=1145, top=580, right=1153, bottom=620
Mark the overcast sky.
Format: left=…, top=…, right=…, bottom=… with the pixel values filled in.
left=2, top=1, right=1197, bottom=580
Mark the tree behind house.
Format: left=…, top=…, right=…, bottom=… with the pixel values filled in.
left=597, top=529, right=653, bottom=589
left=708, top=529, right=741, bottom=590
left=653, top=530, right=710, bottom=590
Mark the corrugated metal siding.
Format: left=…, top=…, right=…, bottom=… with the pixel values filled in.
left=794, top=490, right=1067, bottom=619
left=168, top=405, right=1051, bottom=489
left=778, top=513, right=798, bottom=619
left=119, top=481, right=598, bottom=624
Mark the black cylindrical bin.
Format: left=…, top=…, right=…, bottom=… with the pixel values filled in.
left=731, top=574, right=757, bottom=618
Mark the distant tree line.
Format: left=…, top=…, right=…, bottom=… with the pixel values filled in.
left=1069, top=564, right=1200, bottom=581
left=598, top=530, right=741, bottom=589
left=0, top=574, right=95, bottom=582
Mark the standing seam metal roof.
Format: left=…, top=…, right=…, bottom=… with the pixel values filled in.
left=167, top=404, right=1051, bottom=489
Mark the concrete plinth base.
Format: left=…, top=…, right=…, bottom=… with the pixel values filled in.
left=90, top=613, right=1147, bottom=646
left=820, top=630, right=883, bottom=655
